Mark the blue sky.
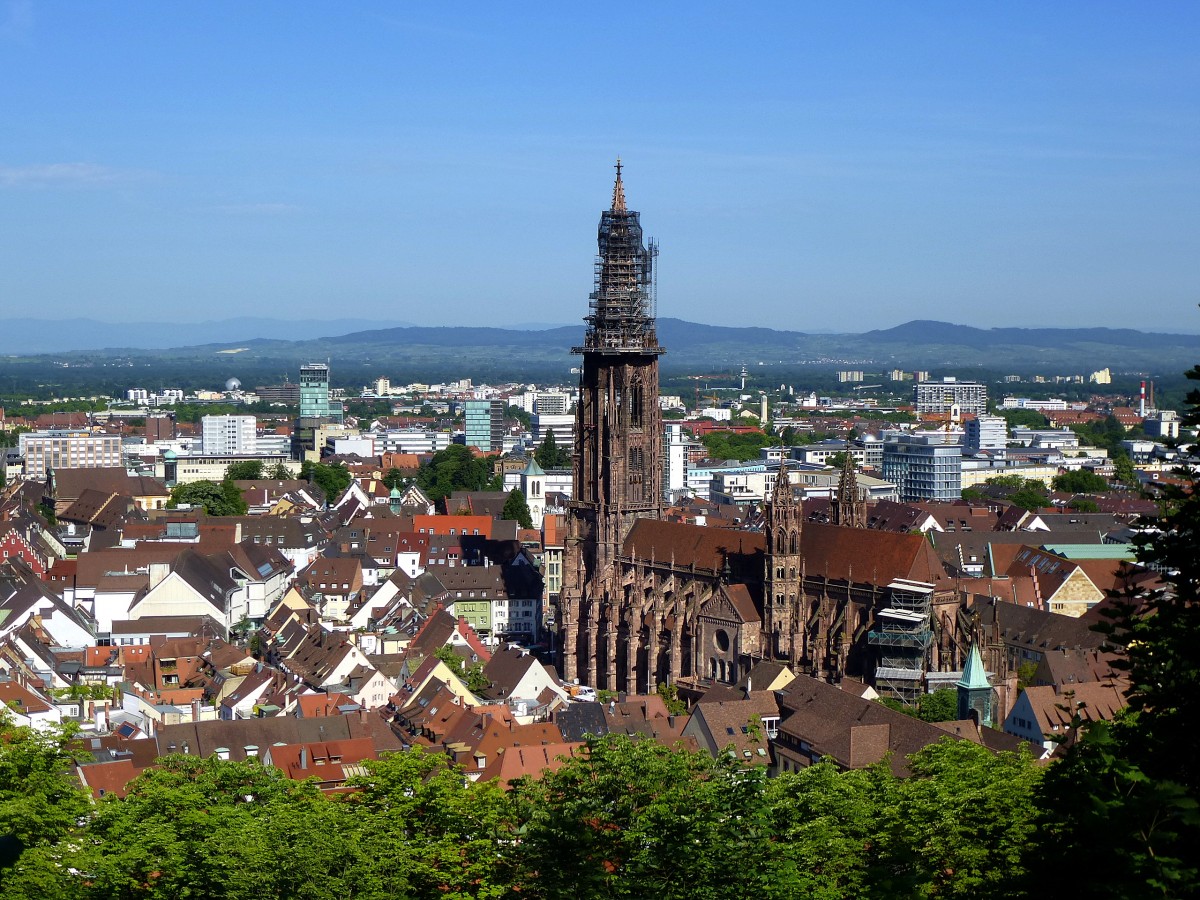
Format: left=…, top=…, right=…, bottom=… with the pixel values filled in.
left=1, top=2, right=1197, bottom=332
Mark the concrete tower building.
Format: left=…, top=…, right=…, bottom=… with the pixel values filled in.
left=560, top=161, right=665, bottom=686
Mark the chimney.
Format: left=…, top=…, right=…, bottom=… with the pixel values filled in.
left=191, top=699, right=201, bottom=721
left=148, top=561, right=170, bottom=590
left=745, top=675, right=752, bottom=699
left=234, top=522, right=242, bottom=544
left=300, top=747, right=309, bottom=769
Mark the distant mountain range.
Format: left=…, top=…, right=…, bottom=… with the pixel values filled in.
left=0, top=317, right=413, bottom=354
left=3, top=316, right=1198, bottom=378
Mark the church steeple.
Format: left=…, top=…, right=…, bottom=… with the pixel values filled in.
left=834, top=449, right=868, bottom=528
left=956, top=642, right=994, bottom=727
left=561, top=162, right=665, bottom=690
left=765, top=461, right=802, bottom=664
left=611, top=157, right=626, bottom=212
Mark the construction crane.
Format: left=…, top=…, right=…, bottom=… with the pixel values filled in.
left=685, top=373, right=736, bottom=408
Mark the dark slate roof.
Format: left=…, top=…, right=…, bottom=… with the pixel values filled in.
left=972, top=595, right=1109, bottom=654
left=554, top=702, right=609, bottom=742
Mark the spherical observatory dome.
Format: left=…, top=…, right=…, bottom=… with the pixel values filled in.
left=225, top=377, right=242, bottom=391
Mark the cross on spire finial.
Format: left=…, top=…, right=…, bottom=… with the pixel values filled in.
left=611, top=156, right=626, bottom=212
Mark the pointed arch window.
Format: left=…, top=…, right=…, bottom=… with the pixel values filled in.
left=628, top=376, right=644, bottom=428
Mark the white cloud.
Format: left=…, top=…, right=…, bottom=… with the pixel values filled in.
left=0, top=162, right=134, bottom=188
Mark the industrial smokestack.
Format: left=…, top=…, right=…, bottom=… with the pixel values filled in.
left=1140, top=381, right=1147, bottom=418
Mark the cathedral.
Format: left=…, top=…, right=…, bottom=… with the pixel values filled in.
left=558, top=166, right=968, bottom=697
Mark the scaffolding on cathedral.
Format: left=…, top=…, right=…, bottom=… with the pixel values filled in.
left=869, top=578, right=936, bottom=705
left=574, top=160, right=663, bottom=356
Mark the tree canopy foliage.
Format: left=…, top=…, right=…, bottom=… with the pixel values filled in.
left=416, top=444, right=497, bottom=509
left=533, top=431, right=571, bottom=470
left=996, top=407, right=1048, bottom=429
left=167, top=480, right=248, bottom=516
left=1028, top=360, right=1200, bottom=898
left=224, top=459, right=264, bottom=481
left=381, top=467, right=409, bottom=490
left=501, top=488, right=533, bottom=530
left=0, top=729, right=1043, bottom=900
left=1051, top=468, right=1110, bottom=493
left=984, top=475, right=1050, bottom=511
left=699, top=429, right=776, bottom=461
left=299, top=460, right=352, bottom=502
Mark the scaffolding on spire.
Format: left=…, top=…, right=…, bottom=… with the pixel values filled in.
left=574, top=160, right=664, bottom=356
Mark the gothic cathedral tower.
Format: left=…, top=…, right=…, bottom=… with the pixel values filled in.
left=560, top=162, right=664, bottom=687
left=764, top=462, right=803, bottom=665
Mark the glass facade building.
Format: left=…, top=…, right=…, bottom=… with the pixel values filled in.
left=882, top=435, right=962, bottom=502
left=464, top=399, right=504, bottom=451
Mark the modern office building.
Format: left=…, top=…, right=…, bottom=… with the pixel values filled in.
left=19, top=431, right=125, bottom=479
left=965, top=415, right=1008, bottom=452
left=201, top=415, right=257, bottom=455
left=294, top=363, right=343, bottom=459
left=464, top=399, right=505, bottom=451
left=913, top=378, right=987, bottom=416
left=377, top=429, right=453, bottom=455
left=299, top=363, right=342, bottom=423
left=531, top=413, right=575, bottom=453
left=882, top=434, right=963, bottom=502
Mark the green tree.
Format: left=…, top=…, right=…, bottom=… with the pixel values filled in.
left=961, top=486, right=987, bottom=503
left=501, top=488, right=533, bottom=529
left=416, top=444, right=494, bottom=508
left=700, top=430, right=775, bottom=461
left=656, top=682, right=688, bottom=716
left=888, top=740, right=1042, bottom=899
left=299, top=460, right=352, bottom=502
left=1051, top=468, right=1109, bottom=493
left=266, top=462, right=293, bottom=480
left=381, top=467, right=408, bottom=490
left=348, top=747, right=514, bottom=897
left=1028, top=356, right=1200, bottom=898
left=224, top=459, right=264, bottom=481
left=1008, top=482, right=1051, bottom=511
left=825, top=451, right=854, bottom=471
left=510, top=735, right=767, bottom=900
left=0, top=719, right=91, bottom=871
left=985, top=475, right=1050, bottom=511
left=915, top=688, right=959, bottom=722
left=1068, top=497, right=1100, bottom=512
left=998, top=408, right=1048, bottom=429
left=167, top=480, right=248, bottom=516
left=505, top=404, right=531, bottom=429
left=433, top=646, right=491, bottom=693
left=1112, top=451, right=1139, bottom=489
left=534, top=431, right=571, bottom=469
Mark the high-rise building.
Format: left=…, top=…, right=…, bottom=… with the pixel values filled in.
left=913, top=378, right=987, bottom=416
left=464, top=399, right=505, bottom=451
left=299, top=363, right=341, bottom=423
left=965, top=415, right=1007, bottom=452
left=560, top=161, right=665, bottom=686
left=294, top=363, right=343, bottom=459
left=201, top=415, right=257, bottom=455
left=19, top=431, right=124, bottom=479
left=531, top=413, right=574, bottom=456
left=882, top=434, right=963, bottom=502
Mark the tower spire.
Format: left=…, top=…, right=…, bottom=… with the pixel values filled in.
left=835, top=449, right=867, bottom=528
left=612, top=157, right=626, bottom=212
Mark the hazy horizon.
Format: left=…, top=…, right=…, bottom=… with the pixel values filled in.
left=2, top=4, right=1197, bottom=333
